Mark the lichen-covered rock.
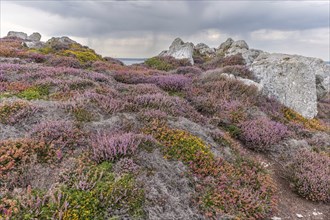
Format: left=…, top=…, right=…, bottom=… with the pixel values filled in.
left=314, top=60, right=330, bottom=99
left=7, top=31, right=28, bottom=40
left=221, top=38, right=262, bottom=65
left=24, top=41, right=45, bottom=49
left=217, top=38, right=234, bottom=53
left=251, top=53, right=319, bottom=118
left=27, top=32, right=41, bottom=41
left=45, top=36, right=77, bottom=50
left=160, top=38, right=194, bottom=64
left=194, top=43, right=216, bottom=57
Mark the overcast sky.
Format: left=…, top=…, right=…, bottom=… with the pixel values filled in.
left=1, top=0, right=329, bottom=60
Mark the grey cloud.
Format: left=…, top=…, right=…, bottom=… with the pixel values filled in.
left=2, top=1, right=329, bottom=60
left=12, top=1, right=329, bottom=38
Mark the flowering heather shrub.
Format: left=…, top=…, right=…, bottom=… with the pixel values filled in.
left=114, top=71, right=190, bottom=92
left=81, top=90, right=125, bottom=114
left=24, top=52, right=48, bottom=63
left=146, top=74, right=192, bottom=91
left=221, top=65, right=254, bottom=79
left=46, top=56, right=82, bottom=68
left=92, top=132, right=151, bottom=162
left=146, top=125, right=277, bottom=219
left=222, top=54, right=246, bottom=66
left=128, top=93, right=204, bottom=123
left=0, top=82, right=30, bottom=93
left=113, top=71, right=145, bottom=84
left=114, top=158, right=140, bottom=174
left=11, top=64, right=108, bottom=85
left=239, top=117, right=288, bottom=151
left=202, top=54, right=245, bottom=70
left=199, top=75, right=259, bottom=103
left=186, top=77, right=258, bottom=117
left=0, top=38, right=24, bottom=57
left=218, top=99, right=247, bottom=123
left=29, top=120, right=86, bottom=151
left=137, top=109, right=168, bottom=123
left=0, top=101, right=39, bottom=125
left=286, top=149, right=330, bottom=202
left=67, top=78, right=95, bottom=91
left=91, top=60, right=113, bottom=72
left=174, top=66, right=203, bottom=75
left=258, top=96, right=285, bottom=121
left=0, top=63, right=30, bottom=77
left=123, top=84, right=165, bottom=96
left=0, top=139, right=54, bottom=180
left=145, top=56, right=191, bottom=71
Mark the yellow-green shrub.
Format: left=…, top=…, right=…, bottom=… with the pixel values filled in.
left=17, top=85, right=50, bottom=100
left=283, top=107, right=328, bottom=131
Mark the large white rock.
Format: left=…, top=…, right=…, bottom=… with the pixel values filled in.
left=159, top=38, right=194, bottom=64
left=220, top=38, right=263, bottom=65
left=7, top=31, right=28, bottom=40
left=24, top=41, right=45, bottom=49
left=251, top=53, right=323, bottom=118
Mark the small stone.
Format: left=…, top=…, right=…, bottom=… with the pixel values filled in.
left=296, top=213, right=303, bottom=218
left=271, top=217, right=281, bottom=220
left=312, top=212, right=322, bottom=216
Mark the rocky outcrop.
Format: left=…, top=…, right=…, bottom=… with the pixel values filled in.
left=159, top=38, right=194, bottom=64
left=217, top=38, right=262, bottom=65
left=7, top=31, right=44, bottom=49
left=28, top=32, right=42, bottom=41
left=7, top=31, right=28, bottom=40
left=251, top=53, right=320, bottom=118
left=45, top=36, right=77, bottom=50
left=216, top=38, right=329, bottom=118
left=195, top=43, right=216, bottom=57
left=7, top=31, right=42, bottom=42
left=24, top=41, right=45, bottom=49
left=217, top=38, right=234, bottom=54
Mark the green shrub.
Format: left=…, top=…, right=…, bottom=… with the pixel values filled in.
left=144, top=56, right=190, bottom=71
left=61, top=50, right=102, bottom=63
left=145, top=57, right=174, bottom=71
left=17, top=85, right=50, bottom=100
left=225, top=124, right=241, bottom=138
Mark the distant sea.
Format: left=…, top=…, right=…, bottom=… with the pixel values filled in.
left=118, top=58, right=147, bottom=66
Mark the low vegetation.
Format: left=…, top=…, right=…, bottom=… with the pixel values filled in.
left=0, top=35, right=329, bottom=220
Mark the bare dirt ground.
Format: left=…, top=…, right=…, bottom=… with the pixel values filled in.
left=246, top=150, right=329, bottom=220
